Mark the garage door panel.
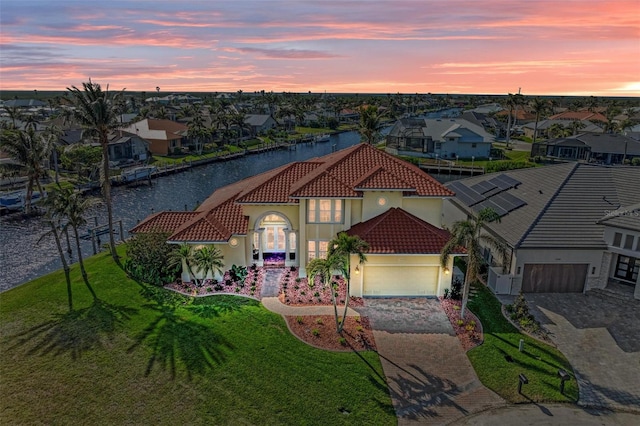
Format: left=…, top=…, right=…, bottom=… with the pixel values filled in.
left=522, top=264, right=587, bottom=293
left=363, top=266, right=438, bottom=296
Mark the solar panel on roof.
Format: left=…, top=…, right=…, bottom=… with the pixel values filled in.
left=488, top=174, right=522, bottom=190
left=488, top=193, right=526, bottom=214
left=449, top=181, right=485, bottom=206
left=472, top=199, right=509, bottom=217
left=470, top=180, right=498, bottom=194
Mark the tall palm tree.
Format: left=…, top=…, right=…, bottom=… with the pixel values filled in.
left=169, top=243, right=199, bottom=285
left=67, top=80, right=124, bottom=265
left=230, top=112, right=248, bottom=144
left=327, top=232, right=369, bottom=333
left=57, top=187, right=99, bottom=299
left=308, top=253, right=345, bottom=333
left=530, top=97, right=548, bottom=144
left=40, top=186, right=74, bottom=311
left=358, top=105, right=383, bottom=144
left=0, top=128, right=53, bottom=214
left=193, top=246, right=224, bottom=285
left=440, top=208, right=508, bottom=319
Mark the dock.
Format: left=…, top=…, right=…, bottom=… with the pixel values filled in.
left=418, top=160, right=484, bottom=176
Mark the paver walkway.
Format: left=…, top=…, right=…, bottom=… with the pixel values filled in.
left=359, top=299, right=505, bottom=425
left=260, top=268, right=283, bottom=298
left=524, top=293, right=640, bottom=412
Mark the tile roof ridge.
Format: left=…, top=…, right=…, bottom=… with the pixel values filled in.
left=514, top=162, right=579, bottom=249
left=236, top=161, right=305, bottom=202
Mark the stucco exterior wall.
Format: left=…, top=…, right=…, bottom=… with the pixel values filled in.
left=402, top=198, right=444, bottom=227
left=361, top=191, right=404, bottom=222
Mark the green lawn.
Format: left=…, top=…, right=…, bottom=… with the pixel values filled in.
left=0, top=250, right=395, bottom=425
left=466, top=284, right=579, bottom=403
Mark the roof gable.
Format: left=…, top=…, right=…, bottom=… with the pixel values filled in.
left=346, top=208, right=463, bottom=254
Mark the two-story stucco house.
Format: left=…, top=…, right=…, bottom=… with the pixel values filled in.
left=132, top=143, right=464, bottom=297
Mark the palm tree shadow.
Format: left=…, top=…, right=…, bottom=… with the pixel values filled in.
left=7, top=299, right=137, bottom=360
left=127, top=286, right=237, bottom=380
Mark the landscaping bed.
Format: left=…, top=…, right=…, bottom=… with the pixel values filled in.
left=278, top=268, right=365, bottom=307
left=284, top=315, right=376, bottom=352
left=165, top=265, right=264, bottom=298
left=440, top=297, right=483, bottom=351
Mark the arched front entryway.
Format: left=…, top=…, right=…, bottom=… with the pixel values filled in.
left=253, top=212, right=297, bottom=267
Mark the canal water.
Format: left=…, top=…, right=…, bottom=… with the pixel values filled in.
left=1, top=132, right=364, bottom=292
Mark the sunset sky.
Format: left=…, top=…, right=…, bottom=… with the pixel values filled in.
left=1, top=0, right=639, bottom=96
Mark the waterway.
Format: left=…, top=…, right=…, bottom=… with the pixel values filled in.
left=0, top=109, right=462, bottom=292
left=1, top=133, right=365, bottom=292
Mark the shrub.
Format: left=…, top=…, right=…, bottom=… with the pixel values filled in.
left=356, top=326, right=363, bottom=332
left=296, top=316, right=304, bottom=324
left=450, top=278, right=462, bottom=300
left=312, top=329, right=320, bottom=337
left=457, top=319, right=464, bottom=326
left=230, top=264, right=248, bottom=283
left=316, top=318, right=323, bottom=325
left=339, top=337, right=347, bottom=346
left=355, top=316, right=361, bottom=323
left=443, top=288, right=450, bottom=299
left=632, top=157, right=640, bottom=166
left=124, top=231, right=177, bottom=286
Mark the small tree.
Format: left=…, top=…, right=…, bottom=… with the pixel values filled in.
left=308, top=253, right=345, bottom=333
left=327, top=233, right=369, bottom=333
left=193, top=246, right=224, bottom=285
left=440, top=208, right=508, bottom=319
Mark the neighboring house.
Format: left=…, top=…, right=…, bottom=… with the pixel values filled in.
left=385, top=117, right=493, bottom=159
left=120, top=118, right=188, bottom=156
left=549, top=110, right=607, bottom=123
left=522, top=119, right=602, bottom=140
left=244, top=114, right=277, bottom=135
left=107, top=132, right=150, bottom=165
left=531, top=133, right=640, bottom=164
left=131, top=143, right=464, bottom=297
left=597, top=204, right=640, bottom=299
left=460, top=111, right=500, bottom=135
left=443, top=163, right=640, bottom=298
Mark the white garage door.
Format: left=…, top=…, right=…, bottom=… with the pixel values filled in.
left=363, top=266, right=439, bottom=296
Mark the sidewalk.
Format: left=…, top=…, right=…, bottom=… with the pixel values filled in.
left=261, top=296, right=361, bottom=316
left=454, top=403, right=640, bottom=425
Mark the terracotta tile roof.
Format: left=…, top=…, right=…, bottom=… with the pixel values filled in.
left=133, top=143, right=453, bottom=243
left=236, top=162, right=322, bottom=203
left=146, top=118, right=188, bottom=133
left=130, top=211, right=199, bottom=234
left=353, top=165, right=416, bottom=191
left=346, top=207, right=465, bottom=254
left=549, top=111, right=607, bottom=122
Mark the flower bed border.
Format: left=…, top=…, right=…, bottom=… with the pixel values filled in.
left=439, top=297, right=484, bottom=352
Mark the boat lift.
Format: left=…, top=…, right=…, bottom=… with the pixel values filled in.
left=79, top=218, right=125, bottom=255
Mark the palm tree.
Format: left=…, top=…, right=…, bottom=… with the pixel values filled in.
left=530, top=97, right=548, bottom=144
left=188, top=113, right=206, bottom=154
left=57, top=187, right=99, bottom=299
left=327, top=233, right=369, bottom=333
left=67, top=80, right=124, bottom=265
left=308, top=253, right=345, bottom=333
left=358, top=105, right=383, bottom=144
left=193, top=246, right=224, bottom=285
left=440, top=208, right=508, bottom=319
left=230, top=112, right=248, bottom=145
left=3, top=105, right=22, bottom=129
left=0, top=128, right=53, bottom=214
left=40, top=186, right=74, bottom=311
left=168, top=243, right=199, bottom=285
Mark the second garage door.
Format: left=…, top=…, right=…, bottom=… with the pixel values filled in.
left=522, top=263, right=588, bottom=293
left=363, top=266, right=439, bottom=296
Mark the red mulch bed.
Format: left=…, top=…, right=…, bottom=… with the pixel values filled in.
left=284, top=314, right=376, bottom=351
left=278, top=269, right=364, bottom=307
left=440, top=297, right=483, bottom=352
left=165, top=267, right=264, bottom=298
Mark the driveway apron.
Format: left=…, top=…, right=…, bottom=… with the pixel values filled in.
left=359, top=298, right=504, bottom=425
left=525, top=293, right=640, bottom=412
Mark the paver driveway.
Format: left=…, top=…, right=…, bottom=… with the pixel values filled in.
left=525, top=293, right=640, bottom=412
left=359, top=298, right=504, bottom=425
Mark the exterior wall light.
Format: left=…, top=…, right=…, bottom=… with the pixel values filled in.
left=444, top=267, right=450, bottom=275
left=355, top=265, right=360, bottom=275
